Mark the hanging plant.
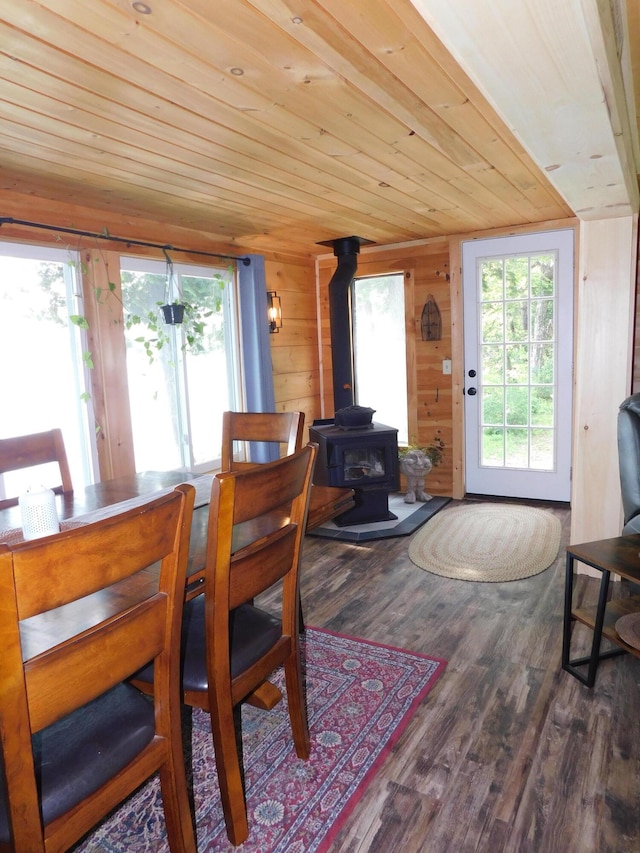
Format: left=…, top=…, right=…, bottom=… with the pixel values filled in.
left=161, top=302, right=185, bottom=324
left=69, top=241, right=226, bottom=366
left=122, top=248, right=221, bottom=362
left=159, top=254, right=186, bottom=325
left=125, top=298, right=213, bottom=363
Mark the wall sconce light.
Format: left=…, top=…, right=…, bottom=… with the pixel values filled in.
left=267, top=291, right=282, bottom=333
left=421, top=295, right=442, bottom=341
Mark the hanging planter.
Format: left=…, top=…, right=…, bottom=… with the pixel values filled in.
left=124, top=248, right=224, bottom=363
left=161, top=302, right=185, bottom=325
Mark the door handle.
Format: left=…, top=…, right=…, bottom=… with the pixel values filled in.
left=467, top=387, right=477, bottom=396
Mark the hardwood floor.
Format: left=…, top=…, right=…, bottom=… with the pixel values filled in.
left=280, top=500, right=640, bottom=852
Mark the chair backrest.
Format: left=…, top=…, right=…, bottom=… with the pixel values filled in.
left=175, top=445, right=316, bottom=846
left=221, top=411, right=305, bottom=471
left=0, top=428, right=73, bottom=510
left=206, top=443, right=317, bottom=661
left=618, top=393, right=640, bottom=533
left=0, top=484, right=196, bottom=852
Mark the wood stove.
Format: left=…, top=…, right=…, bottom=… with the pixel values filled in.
left=309, top=420, right=399, bottom=526
left=313, top=235, right=399, bottom=526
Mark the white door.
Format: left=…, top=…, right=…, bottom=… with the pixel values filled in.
left=462, top=230, right=574, bottom=501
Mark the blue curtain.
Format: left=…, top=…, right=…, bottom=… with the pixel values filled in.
left=237, top=254, right=278, bottom=462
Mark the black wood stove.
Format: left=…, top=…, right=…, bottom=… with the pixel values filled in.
left=313, top=234, right=400, bottom=526
left=309, top=420, right=399, bottom=526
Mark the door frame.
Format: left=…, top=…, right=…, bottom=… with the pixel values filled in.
left=461, top=228, right=575, bottom=501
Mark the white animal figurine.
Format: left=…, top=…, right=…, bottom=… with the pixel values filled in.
left=400, top=449, right=433, bottom=504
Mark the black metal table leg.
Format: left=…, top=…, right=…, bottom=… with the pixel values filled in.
left=585, top=568, right=612, bottom=686
left=561, top=552, right=575, bottom=671
left=562, top=557, right=625, bottom=686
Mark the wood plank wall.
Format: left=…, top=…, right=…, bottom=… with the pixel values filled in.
left=317, top=239, right=454, bottom=498
left=571, top=216, right=637, bottom=550
left=265, top=255, right=321, bottom=443
left=81, top=249, right=135, bottom=480
left=4, top=192, right=637, bottom=529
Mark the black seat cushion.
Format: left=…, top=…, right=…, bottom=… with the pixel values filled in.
left=181, top=598, right=282, bottom=693
left=135, top=598, right=282, bottom=694
left=0, top=682, right=154, bottom=843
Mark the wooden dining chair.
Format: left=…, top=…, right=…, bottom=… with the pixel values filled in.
left=221, top=410, right=305, bottom=471
left=221, top=410, right=308, bottom=631
left=0, top=484, right=197, bottom=853
left=0, top=428, right=73, bottom=510
left=134, top=443, right=317, bottom=846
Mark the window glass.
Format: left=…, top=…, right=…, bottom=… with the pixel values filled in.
left=352, top=273, right=408, bottom=444
left=478, top=252, right=557, bottom=471
left=121, top=257, right=239, bottom=472
left=0, top=243, right=96, bottom=498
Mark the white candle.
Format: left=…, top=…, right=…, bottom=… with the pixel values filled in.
left=19, top=486, right=60, bottom=540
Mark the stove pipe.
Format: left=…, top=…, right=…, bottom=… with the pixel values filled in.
left=319, top=236, right=375, bottom=414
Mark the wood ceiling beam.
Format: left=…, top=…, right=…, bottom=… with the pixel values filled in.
left=410, top=0, right=640, bottom=219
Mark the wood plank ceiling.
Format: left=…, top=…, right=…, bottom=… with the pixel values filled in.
left=0, top=0, right=637, bottom=258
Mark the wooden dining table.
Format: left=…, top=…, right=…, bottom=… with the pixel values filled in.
left=0, top=470, right=354, bottom=664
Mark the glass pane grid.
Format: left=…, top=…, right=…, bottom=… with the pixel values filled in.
left=477, top=252, right=557, bottom=472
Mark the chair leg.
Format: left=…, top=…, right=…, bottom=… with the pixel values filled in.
left=158, top=738, right=197, bottom=852
left=283, top=652, right=310, bottom=759
left=210, top=699, right=250, bottom=845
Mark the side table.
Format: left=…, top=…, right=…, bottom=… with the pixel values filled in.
left=563, top=535, right=640, bottom=686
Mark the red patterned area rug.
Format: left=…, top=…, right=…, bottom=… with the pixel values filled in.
left=74, top=628, right=446, bottom=853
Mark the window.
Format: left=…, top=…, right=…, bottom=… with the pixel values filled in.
left=478, top=253, right=556, bottom=470
left=352, top=273, right=408, bottom=444
left=121, top=257, right=240, bottom=473
left=0, top=242, right=96, bottom=497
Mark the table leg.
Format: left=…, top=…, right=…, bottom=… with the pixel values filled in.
left=585, top=568, right=611, bottom=687
left=561, top=552, right=575, bottom=671
left=562, top=562, right=624, bottom=687
left=563, top=554, right=611, bottom=687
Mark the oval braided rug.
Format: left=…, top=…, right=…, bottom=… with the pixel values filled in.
left=408, top=502, right=562, bottom=582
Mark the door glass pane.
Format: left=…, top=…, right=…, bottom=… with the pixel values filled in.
left=531, top=386, right=553, bottom=426
left=353, top=274, right=408, bottom=443
left=478, top=252, right=557, bottom=472
left=482, top=427, right=504, bottom=465
left=121, top=259, right=237, bottom=472
left=481, top=302, right=503, bottom=342
left=531, top=429, right=553, bottom=469
left=482, top=386, right=504, bottom=425
left=0, top=245, right=95, bottom=497
left=505, top=300, right=528, bottom=340
left=482, top=345, right=504, bottom=384
left=506, top=386, right=528, bottom=425
left=506, top=427, right=528, bottom=467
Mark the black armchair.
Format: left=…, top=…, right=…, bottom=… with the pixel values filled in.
left=617, top=392, right=640, bottom=534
